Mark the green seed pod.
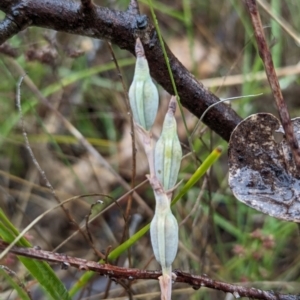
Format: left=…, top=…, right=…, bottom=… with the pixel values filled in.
left=154, top=96, right=182, bottom=190
left=129, top=38, right=159, bottom=131
left=150, top=192, right=178, bottom=270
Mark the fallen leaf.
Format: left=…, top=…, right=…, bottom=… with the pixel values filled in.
left=228, top=113, right=300, bottom=222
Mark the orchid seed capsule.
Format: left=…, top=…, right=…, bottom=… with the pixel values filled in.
left=150, top=193, right=178, bottom=270
left=154, top=96, right=182, bottom=190
left=128, top=38, right=159, bottom=131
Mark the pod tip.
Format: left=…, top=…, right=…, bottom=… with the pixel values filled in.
left=135, top=37, right=145, bottom=58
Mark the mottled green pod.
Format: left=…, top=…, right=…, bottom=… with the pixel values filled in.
left=154, top=96, right=182, bottom=190
left=129, top=38, right=159, bottom=131
left=150, top=193, right=178, bottom=270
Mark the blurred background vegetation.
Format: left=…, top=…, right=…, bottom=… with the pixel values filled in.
left=0, top=0, right=300, bottom=299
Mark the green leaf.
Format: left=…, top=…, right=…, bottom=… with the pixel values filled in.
left=42, top=58, right=134, bottom=98
left=171, top=146, right=223, bottom=206
left=0, top=267, right=31, bottom=300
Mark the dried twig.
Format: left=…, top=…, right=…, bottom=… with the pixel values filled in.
left=245, top=0, right=300, bottom=172
left=256, top=0, right=300, bottom=45
left=0, top=240, right=298, bottom=300
left=201, top=64, right=300, bottom=88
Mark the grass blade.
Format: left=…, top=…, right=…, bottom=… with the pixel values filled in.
left=0, top=209, right=71, bottom=300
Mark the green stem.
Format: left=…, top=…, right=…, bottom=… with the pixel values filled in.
left=147, top=0, right=190, bottom=136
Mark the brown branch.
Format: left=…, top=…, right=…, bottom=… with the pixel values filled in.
left=0, top=240, right=297, bottom=300
left=245, top=0, right=300, bottom=171
left=175, top=270, right=298, bottom=300
left=0, top=0, right=242, bottom=142
left=0, top=16, right=23, bottom=43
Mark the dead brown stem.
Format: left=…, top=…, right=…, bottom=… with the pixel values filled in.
left=0, top=240, right=297, bottom=300
left=245, top=0, right=300, bottom=172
